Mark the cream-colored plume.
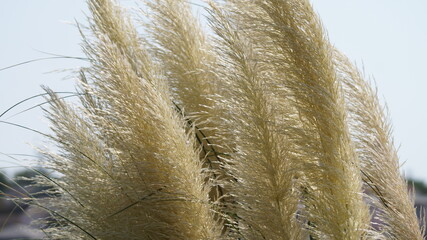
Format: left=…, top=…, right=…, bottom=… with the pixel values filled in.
left=144, top=0, right=216, bottom=122
left=207, top=3, right=303, bottom=239
left=143, top=0, right=228, bottom=207
left=223, top=0, right=371, bottom=238
left=336, top=51, right=425, bottom=240
left=37, top=0, right=222, bottom=239
left=20, top=0, right=424, bottom=239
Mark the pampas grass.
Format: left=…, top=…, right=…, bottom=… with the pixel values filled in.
left=336, top=51, right=424, bottom=240
left=223, top=1, right=372, bottom=238
left=4, top=0, right=424, bottom=239
left=207, top=4, right=302, bottom=238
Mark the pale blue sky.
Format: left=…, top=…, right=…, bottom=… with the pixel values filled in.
left=311, top=0, right=427, bottom=182
left=1, top=1, right=426, bottom=182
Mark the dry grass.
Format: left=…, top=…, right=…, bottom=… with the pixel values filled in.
left=2, top=0, right=423, bottom=239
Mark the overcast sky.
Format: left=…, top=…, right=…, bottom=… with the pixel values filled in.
left=1, top=1, right=426, bottom=182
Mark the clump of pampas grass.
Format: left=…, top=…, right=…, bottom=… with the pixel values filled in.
left=10, top=0, right=424, bottom=239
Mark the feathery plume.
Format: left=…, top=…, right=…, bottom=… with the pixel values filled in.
left=336, top=51, right=425, bottom=240
left=36, top=0, right=222, bottom=239
left=207, top=3, right=304, bottom=239
left=13, top=0, right=424, bottom=238
left=143, top=0, right=227, bottom=206
left=224, top=0, right=371, bottom=238
left=145, top=0, right=216, bottom=122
